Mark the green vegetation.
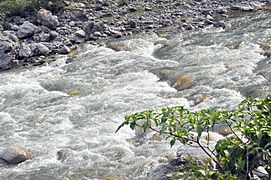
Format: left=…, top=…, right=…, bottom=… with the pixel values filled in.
left=0, top=0, right=63, bottom=15
left=116, top=94, right=271, bottom=179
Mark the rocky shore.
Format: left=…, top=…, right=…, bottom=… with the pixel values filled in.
left=0, top=0, right=270, bottom=71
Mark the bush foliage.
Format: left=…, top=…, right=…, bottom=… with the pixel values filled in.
left=0, top=0, right=63, bottom=15
left=117, top=94, right=271, bottom=179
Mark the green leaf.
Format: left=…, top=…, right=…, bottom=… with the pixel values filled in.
left=170, top=138, right=176, bottom=147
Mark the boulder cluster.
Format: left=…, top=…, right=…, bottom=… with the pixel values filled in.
left=0, top=0, right=269, bottom=70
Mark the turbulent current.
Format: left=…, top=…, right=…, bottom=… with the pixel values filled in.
left=0, top=12, right=270, bottom=179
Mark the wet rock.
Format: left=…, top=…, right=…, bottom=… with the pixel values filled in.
left=264, top=51, right=271, bottom=57
left=0, top=145, right=31, bottom=164
left=17, top=21, right=38, bottom=39
left=214, top=20, right=226, bottom=28
left=19, top=43, right=32, bottom=58
left=57, top=149, right=70, bottom=161
left=172, top=75, right=194, bottom=91
left=255, top=57, right=271, bottom=82
left=109, top=29, right=122, bottom=38
left=128, top=20, right=137, bottom=28
left=148, top=158, right=187, bottom=180
left=58, top=45, right=71, bottom=54
left=0, top=53, right=13, bottom=70
left=37, top=9, right=59, bottom=29
left=180, top=23, right=194, bottom=30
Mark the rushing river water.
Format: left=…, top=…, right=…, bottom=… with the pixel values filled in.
left=0, top=11, right=270, bottom=180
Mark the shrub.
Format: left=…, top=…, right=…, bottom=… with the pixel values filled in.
left=116, top=94, right=271, bottom=179
left=0, top=0, right=64, bottom=15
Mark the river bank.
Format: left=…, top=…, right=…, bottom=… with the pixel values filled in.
left=0, top=0, right=270, bottom=71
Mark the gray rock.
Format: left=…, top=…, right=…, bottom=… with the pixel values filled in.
left=214, top=21, right=226, bottom=28
left=58, top=45, right=71, bottom=54
left=0, top=145, right=31, bottom=164
left=17, top=21, right=38, bottom=39
left=74, top=29, right=86, bottom=38
left=128, top=20, right=137, bottom=28
left=109, top=29, right=122, bottom=38
left=69, top=21, right=76, bottom=27
left=148, top=158, right=188, bottom=180
left=30, top=43, right=50, bottom=56
left=0, top=53, right=13, bottom=70
left=83, top=21, right=103, bottom=40
left=6, top=33, right=19, bottom=43
left=0, top=40, right=13, bottom=53
left=252, top=166, right=269, bottom=178
left=37, top=9, right=59, bottom=29
left=93, top=31, right=103, bottom=37
left=49, top=31, right=58, bottom=40
left=71, top=11, right=89, bottom=22
left=10, top=24, right=20, bottom=31
left=40, top=33, right=51, bottom=42
left=19, top=43, right=32, bottom=58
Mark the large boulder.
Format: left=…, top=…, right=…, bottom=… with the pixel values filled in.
left=0, top=53, right=13, bottom=70
left=37, top=9, right=60, bottom=30
left=17, top=21, right=38, bottom=39
left=0, top=145, right=31, bottom=164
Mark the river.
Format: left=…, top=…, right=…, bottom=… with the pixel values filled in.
left=0, top=11, right=270, bottom=179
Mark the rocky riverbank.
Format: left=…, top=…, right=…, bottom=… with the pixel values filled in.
left=0, top=0, right=270, bottom=71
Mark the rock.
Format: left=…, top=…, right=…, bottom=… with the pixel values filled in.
left=180, top=23, right=194, bottom=30
left=93, top=31, right=103, bottom=37
left=0, top=40, right=13, bottom=53
left=58, top=45, right=71, bottom=54
left=109, top=30, right=122, bottom=38
left=253, top=166, right=269, bottom=178
left=172, top=75, right=194, bottom=91
left=30, top=43, right=50, bottom=56
left=264, top=51, right=271, bottom=57
left=40, top=33, right=51, bottom=42
left=0, top=53, right=13, bottom=70
left=19, top=43, right=32, bottom=58
left=69, top=21, right=76, bottom=27
left=0, top=145, right=31, bottom=164
left=49, top=31, right=58, bottom=40
left=83, top=21, right=103, bottom=40
left=6, top=33, right=19, bottom=43
left=148, top=158, right=187, bottom=180
left=214, top=21, right=226, bottom=28
left=70, top=11, right=89, bottom=22
left=10, top=24, right=20, bottom=31
left=37, top=9, right=59, bottom=29
left=74, top=29, right=86, bottom=38
left=128, top=20, right=137, bottom=28
left=17, top=21, right=38, bottom=39
left=57, top=149, right=70, bottom=161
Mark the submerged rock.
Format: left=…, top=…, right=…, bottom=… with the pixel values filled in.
left=0, top=145, right=31, bottom=165
left=172, top=75, right=194, bottom=91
